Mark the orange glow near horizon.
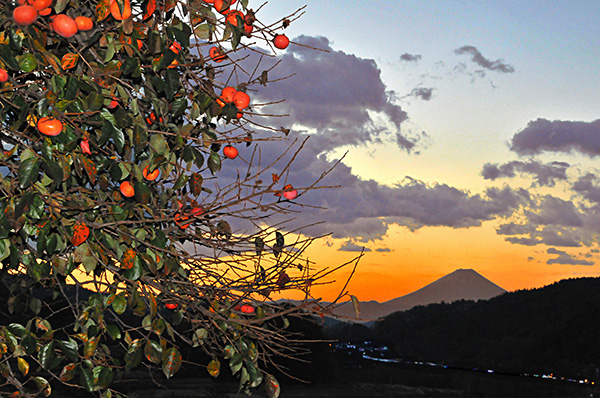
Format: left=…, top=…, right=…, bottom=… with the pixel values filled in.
left=288, top=222, right=600, bottom=303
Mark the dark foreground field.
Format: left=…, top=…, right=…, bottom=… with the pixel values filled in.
left=119, top=361, right=595, bottom=398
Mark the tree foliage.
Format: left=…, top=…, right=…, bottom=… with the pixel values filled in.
left=0, top=0, right=346, bottom=395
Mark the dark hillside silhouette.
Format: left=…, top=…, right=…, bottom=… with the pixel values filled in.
left=369, top=277, right=600, bottom=378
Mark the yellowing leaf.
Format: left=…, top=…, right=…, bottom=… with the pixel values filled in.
left=265, top=374, right=280, bottom=398
left=350, top=295, right=361, bottom=319
left=96, top=0, right=111, bottom=21
left=121, top=248, right=136, bottom=269
left=61, top=53, right=79, bottom=70
left=161, top=347, right=182, bottom=379
left=207, top=359, right=220, bottom=377
left=17, top=358, right=29, bottom=376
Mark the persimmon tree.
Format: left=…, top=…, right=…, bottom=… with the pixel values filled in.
left=0, top=0, right=348, bottom=396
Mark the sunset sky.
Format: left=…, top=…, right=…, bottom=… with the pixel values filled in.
left=231, top=1, right=600, bottom=302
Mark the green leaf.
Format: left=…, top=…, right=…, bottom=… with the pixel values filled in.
left=125, top=340, right=143, bottom=371
left=0, top=239, right=10, bottom=262
left=134, top=181, right=151, bottom=204
left=144, top=339, right=162, bottom=364
left=161, top=347, right=182, bottom=379
left=19, top=156, right=40, bottom=189
left=229, top=353, right=243, bottom=375
left=150, top=134, right=168, bottom=155
left=38, top=342, right=55, bottom=369
left=106, top=324, right=121, bottom=340
left=192, top=328, right=207, bottom=347
left=93, top=366, right=113, bottom=389
left=59, top=338, right=79, bottom=362
left=30, top=297, right=42, bottom=314
left=17, top=53, right=37, bottom=73
left=208, top=150, right=221, bottom=174
left=111, top=293, right=127, bottom=314
left=171, top=97, right=187, bottom=117
left=151, top=317, right=165, bottom=336
left=123, top=256, right=143, bottom=281
left=80, top=368, right=94, bottom=393
left=7, top=323, right=26, bottom=337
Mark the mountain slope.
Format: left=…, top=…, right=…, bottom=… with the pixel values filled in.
left=370, top=277, right=600, bottom=377
left=332, top=268, right=506, bottom=320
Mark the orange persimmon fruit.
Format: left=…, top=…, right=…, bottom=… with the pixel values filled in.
left=75, top=16, right=93, bottom=31
left=223, top=145, right=238, bottom=159
left=142, top=165, right=160, bottom=181
left=52, top=14, right=78, bottom=38
left=120, top=181, right=135, bottom=197
left=110, top=0, right=131, bottom=20
left=37, top=117, right=63, bottom=136
left=13, top=5, right=37, bottom=26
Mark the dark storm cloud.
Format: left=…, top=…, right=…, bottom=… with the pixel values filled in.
left=254, top=36, right=417, bottom=151
left=409, top=87, right=435, bottom=101
left=510, top=119, right=600, bottom=156
left=546, top=248, right=594, bottom=266
left=454, top=45, right=515, bottom=73
left=481, top=160, right=569, bottom=187
left=400, top=53, right=422, bottom=63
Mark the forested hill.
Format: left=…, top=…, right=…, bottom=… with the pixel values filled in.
left=340, top=277, right=600, bottom=378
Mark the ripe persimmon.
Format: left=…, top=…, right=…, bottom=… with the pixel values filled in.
left=143, top=165, right=160, bottom=181
left=80, top=138, right=91, bottom=154
left=13, top=5, right=38, bottom=26
left=273, top=34, right=289, bottom=50
left=169, top=41, right=181, bottom=54
left=0, top=69, right=8, bottom=83
left=225, top=10, right=243, bottom=27
left=240, top=304, right=255, bottom=314
left=110, top=0, right=131, bottom=20
left=37, top=117, right=63, bottom=136
left=233, top=91, right=250, bottom=110
left=209, top=46, right=226, bottom=63
left=28, top=0, right=51, bottom=11
left=243, top=24, right=253, bottom=35
left=165, top=303, right=178, bottom=310
left=75, top=16, right=93, bottom=31
left=38, top=7, right=51, bottom=15
left=120, top=181, right=135, bottom=197
left=213, top=0, right=229, bottom=14
left=223, top=145, right=238, bottom=159
left=145, top=112, right=163, bottom=124
left=52, top=14, right=78, bottom=38
left=283, top=187, right=298, bottom=200
left=220, top=86, right=236, bottom=103
left=107, top=97, right=118, bottom=109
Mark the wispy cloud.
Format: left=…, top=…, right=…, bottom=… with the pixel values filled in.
left=547, top=248, right=594, bottom=266
left=454, top=45, right=515, bottom=73
left=400, top=53, right=422, bottom=63
left=481, top=160, right=569, bottom=187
